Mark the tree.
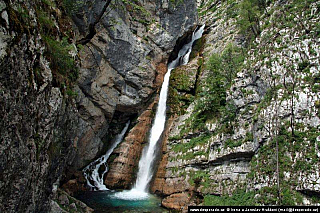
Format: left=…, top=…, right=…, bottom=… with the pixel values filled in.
left=237, top=0, right=261, bottom=41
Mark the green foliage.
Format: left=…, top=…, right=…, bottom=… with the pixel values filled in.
left=191, top=43, right=244, bottom=131
left=37, top=10, right=55, bottom=31
left=41, top=0, right=55, bottom=7
left=226, top=0, right=238, bottom=19
left=172, top=133, right=211, bottom=154
left=244, top=132, right=253, bottom=142
left=223, top=0, right=270, bottom=43
left=248, top=122, right=320, bottom=205
left=221, top=43, right=245, bottom=83
left=169, top=0, right=184, bottom=7
left=255, top=186, right=279, bottom=205
left=188, top=170, right=211, bottom=188
left=197, top=53, right=226, bottom=118
left=7, top=4, right=32, bottom=38
left=168, top=87, right=194, bottom=116
left=17, top=5, right=30, bottom=21
left=204, top=189, right=256, bottom=206
left=236, top=0, right=261, bottom=41
left=298, top=60, right=310, bottom=72
left=224, top=139, right=242, bottom=149
left=66, top=89, right=78, bottom=97
left=189, top=36, right=206, bottom=61
left=170, top=68, right=194, bottom=92
left=43, top=36, right=78, bottom=83
left=62, top=0, right=84, bottom=16
left=121, top=0, right=151, bottom=22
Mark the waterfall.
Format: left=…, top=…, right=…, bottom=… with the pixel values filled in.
left=134, top=25, right=205, bottom=192
left=83, top=121, right=130, bottom=191
left=114, top=25, right=205, bottom=200
left=134, top=68, right=171, bottom=192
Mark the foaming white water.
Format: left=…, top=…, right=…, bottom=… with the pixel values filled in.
left=173, top=24, right=205, bottom=67
left=83, top=121, right=130, bottom=190
left=114, top=24, right=205, bottom=200
left=112, top=189, right=149, bottom=200
left=134, top=68, right=172, bottom=192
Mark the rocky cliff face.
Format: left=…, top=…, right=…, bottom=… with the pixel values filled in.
left=0, top=0, right=199, bottom=211
left=2, top=0, right=319, bottom=212
left=152, top=0, right=320, bottom=210
left=68, top=0, right=198, bottom=189
left=0, top=0, right=81, bottom=212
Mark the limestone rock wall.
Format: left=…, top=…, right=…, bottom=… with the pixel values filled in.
left=0, top=1, right=80, bottom=212
left=152, top=0, right=320, bottom=210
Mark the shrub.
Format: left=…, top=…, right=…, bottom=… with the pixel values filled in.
left=204, top=188, right=256, bottom=206
left=62, top=0, right=84, bottom=16
left=192, top=43, right=244, bottom=129
left=43, top=36, right=78, bottom=83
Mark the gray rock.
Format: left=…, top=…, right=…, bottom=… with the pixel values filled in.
left=1, top=10, right=8, bottom=26
left=0, top=1, right=79, bottom=212
left=68, top=0, right=198, bottom=173
left=58, top=194, right=69, bottom=205
left=50, top=201, right=68, bottom=213
left=69, top=203, right=77, bottom=211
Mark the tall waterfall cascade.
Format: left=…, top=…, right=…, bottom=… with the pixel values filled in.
left=83, top=121, right=130, bottom=190
left=114, top=25, right=205, bottom=200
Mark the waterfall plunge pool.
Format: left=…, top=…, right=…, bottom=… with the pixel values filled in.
left=75, top=190, right=168, bottom=213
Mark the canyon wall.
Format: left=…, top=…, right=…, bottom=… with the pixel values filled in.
left=1, top=0, right=319, bottom=212
left=0, top=0, right=198, bottom=211
left=0, top=0, right=81, bottom=212
left=152, top=0, right=320, bottom=210
left=66, top=0, right=199, bottom=190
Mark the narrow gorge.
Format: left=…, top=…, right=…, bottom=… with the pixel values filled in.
left=0, top=0, right=319, bottom=212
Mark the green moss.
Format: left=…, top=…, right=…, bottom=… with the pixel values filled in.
left=41, top=0, right=55, bottom=7
left=7, top=4, right=31, bottom=39
left=66, top=88, right=78, bottom=97
left=189, top=36, right=205, bottom=61
left=170, top=66, right=195, bottom=92
left=168, top=65, right=197, bottom=116
left=121, top=0, right=151, bottom=22
left=255, top=186, right=278, bottom=205
left=169, top=0, right=184, bottom=7
left=188, top=170, right=211, bottom=187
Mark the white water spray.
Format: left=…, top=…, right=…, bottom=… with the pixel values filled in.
left=114, top=25, right=205, bottom=200
left=83, top=121, right=130, bottom=190
left=134, top=68, right=171, bottom=192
